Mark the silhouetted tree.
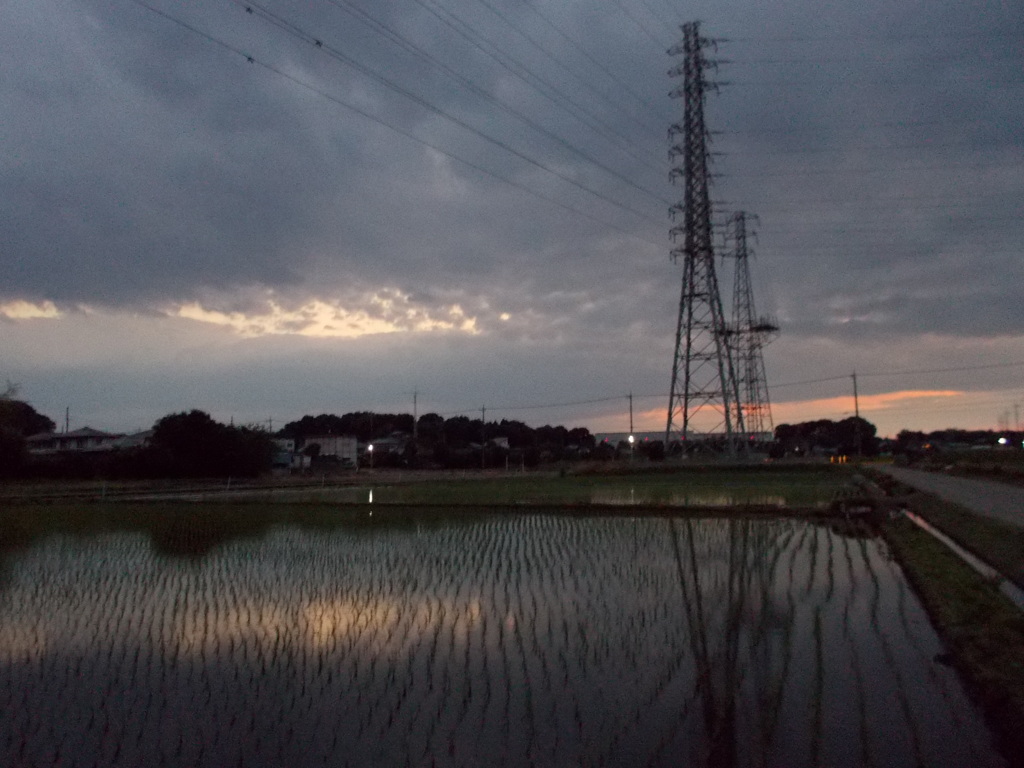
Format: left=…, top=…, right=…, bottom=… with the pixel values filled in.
left=0, top=391, right=54, bottom=478
left=149, top=410, right=272, bottom=478
left=775, top=417, right=878, bottom=456
left=0, top=398, right=55, bottom=437
left=0, top=428, right=27, bottom=477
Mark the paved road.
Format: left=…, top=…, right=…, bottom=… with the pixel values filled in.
left=879, top=466, right=1024, bottom=530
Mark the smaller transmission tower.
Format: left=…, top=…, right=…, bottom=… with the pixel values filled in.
left=724, top=211, right=778, bottom=442
left=665, top=21, right=744, bottom=453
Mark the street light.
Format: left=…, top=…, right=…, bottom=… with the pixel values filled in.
left=368, top=443, right=374, bottom=469
left=628, top=434, right=635, bottom=462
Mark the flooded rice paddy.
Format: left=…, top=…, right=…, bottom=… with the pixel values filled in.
left=0, top=511, right=1006, bottom=767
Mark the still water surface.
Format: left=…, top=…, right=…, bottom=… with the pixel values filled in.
left=0, top=513, right=1005, bottom=767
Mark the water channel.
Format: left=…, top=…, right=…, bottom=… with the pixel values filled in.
left=0, top=511, right=1006, bottom=767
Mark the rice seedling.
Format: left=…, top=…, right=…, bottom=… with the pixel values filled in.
left=0, top=512, right=1009, bottom=766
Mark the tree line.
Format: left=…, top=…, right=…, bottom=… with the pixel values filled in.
left=0, top=393, right=599, bottom=478
left=281, top=411, right=596, bottom=469
left=8, top=386, right=944, bottom=480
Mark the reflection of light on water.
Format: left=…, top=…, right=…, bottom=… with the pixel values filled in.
left=303, top=596, right=488, bottom=655
left=303, top=600, right=361, bottom=649
left=369, top=489, right=374, bottom=504
left=0, top=620, right=48, bottom=662
left=670, top=493, right=787, bottom=507
left=588, top=490, right=787, bottom=507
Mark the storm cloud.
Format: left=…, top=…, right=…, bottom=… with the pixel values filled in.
left=2, top=0, right=1021, bottom=434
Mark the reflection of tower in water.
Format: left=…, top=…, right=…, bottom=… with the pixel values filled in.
left=663, top=518, right=995, bottom=768
left=670, top=518, right=796, bottom=767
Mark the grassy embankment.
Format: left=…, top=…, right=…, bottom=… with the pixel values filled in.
left=869, top=469, right=1024, bottom=588
left=912, top=449, right=1024, bottom=488
left=330, top=464, right=851, bottom=509
left=870, top=471, right=1024, bottom=765
left=0, top=463, right=854, bottom=509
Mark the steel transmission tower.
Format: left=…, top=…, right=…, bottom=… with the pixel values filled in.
left=665, top=22, right=744, bottom=453
left=725, top=212, right=779, bottom=442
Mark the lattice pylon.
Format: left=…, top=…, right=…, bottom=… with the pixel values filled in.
left=665, top=21, right=744, bottom=453
left=724, top=212, right=779, bottom=442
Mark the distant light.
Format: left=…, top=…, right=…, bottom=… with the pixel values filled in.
left=998, top=437, right=1009, bottom=445
left=368, top=444, right=374, bottom=452
left=628, top=435, right=635, bottom=444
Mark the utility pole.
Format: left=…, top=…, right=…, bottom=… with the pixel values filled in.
left=481, top=405, right=486, bottom=470
left=852, top=372, right=861, bottom=459
left=413, top=390, right=418, bottom=444
left=629, top=392, right=635, bottom=462
left=665, top=21, right=743, bottom=456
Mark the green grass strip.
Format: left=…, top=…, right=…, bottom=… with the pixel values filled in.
left=867, top=469, right=1024, bottom=589
left=883, top=515, right=1024, bottom=766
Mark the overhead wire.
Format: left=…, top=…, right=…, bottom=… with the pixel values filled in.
left=520, top=0, right=672, bottom=119
left=436, top=361, right=1024, bottom=421
left=312, top=0, right=675, bottom=208
left=469, top=0, right=669, bottom=135
left=234, top=0, right=668, bottom=228
left=605, top=0, right=672, bottom=47
left=123, top=0, right=666, bottom=248
left=634, top=0, right=681, bottom=37
left=727, top=159, right=1024, bottom=178
left=406, top=0, right=668, bottom=168
left=725, top=30, right=1024, bottom=43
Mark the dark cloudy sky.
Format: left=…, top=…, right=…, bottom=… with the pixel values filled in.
left=2, top=0, right=1022, bottom=437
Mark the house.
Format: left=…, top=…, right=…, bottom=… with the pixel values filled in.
left=271, top=437, right=311, bottom=471
left=26, top=427, right=124, bottom=454
left=112, top=430, right=153, bottom=450
left=367, top=432, right=408, bottom=456
left=302, top=435, right=358, bottom=468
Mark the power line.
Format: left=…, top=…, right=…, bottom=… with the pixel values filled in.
left=715, top=138, right=1017, bottom=156
left=721, top=117, right=1004, bottom=135
left=728, top=159, right=1023, bottom=178
left=441, top=394, right=627, bottom=418
left=860, top=361, right=1024, bottom=379
left=308, top=0, right=675, bottom=208
left=605, top=0, right=671, bottom=47
left=770, top=361, right=1024, bottom=392
left=728, top=200, right=1019, bottom=215
left=430, top=361, right=1024, bottom=422
left=123, top=0, right=665, bottom=247
left=728, top=54, right=1022, bottom=64
left=520, top=0, right=669, bottom=118
left=469, top=0, right=668, bottom=135
left=725, top=31, right=1024, bottom=43
left=406, top=0, right=668, bottom=167
left=236, top=0, right=667, bottom=226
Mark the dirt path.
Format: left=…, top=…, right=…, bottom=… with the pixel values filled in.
left=879, top=466, right=1024, bottom=529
